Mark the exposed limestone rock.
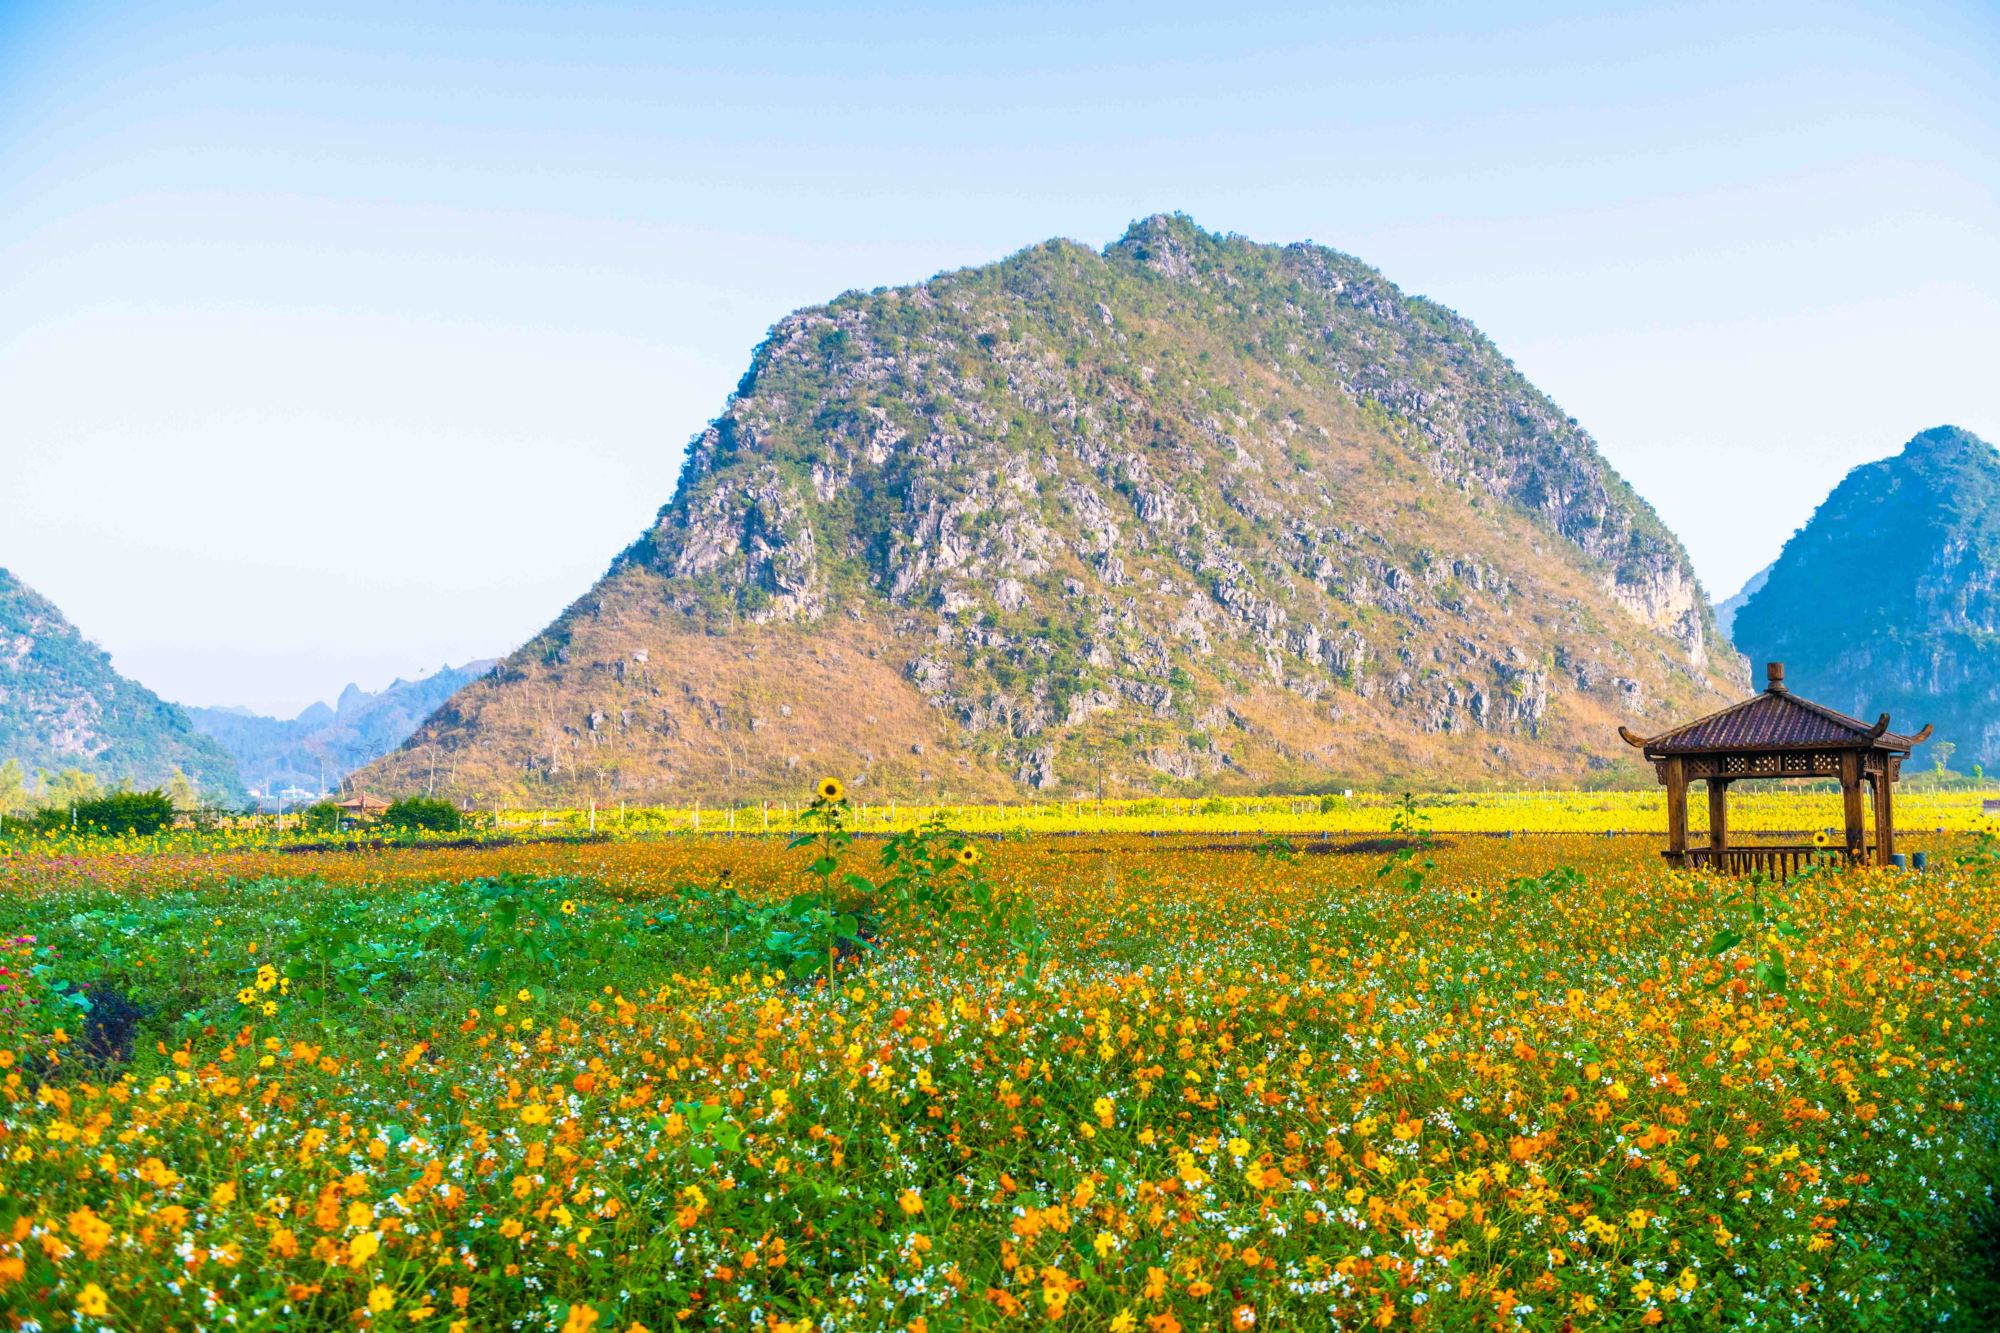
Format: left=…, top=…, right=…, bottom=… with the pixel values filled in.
left=362, top=215, right=1738, bottom=802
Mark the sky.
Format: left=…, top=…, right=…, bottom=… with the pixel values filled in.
left=1, top=0, right=1995, bottom=716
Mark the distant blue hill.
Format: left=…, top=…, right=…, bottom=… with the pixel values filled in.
left=187, top=660, right=495, bottom=795
left=1715, top=563, right=1771, bottom=644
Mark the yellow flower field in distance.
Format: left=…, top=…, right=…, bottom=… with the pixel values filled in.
left=485, top=786, right=2000, bottom=839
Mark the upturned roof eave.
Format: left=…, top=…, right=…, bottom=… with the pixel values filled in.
left=1623, top=688, right=1925, bottom=757
left=1639, top=735, right=1916, bottom=760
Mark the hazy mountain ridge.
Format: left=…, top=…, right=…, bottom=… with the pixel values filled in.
left=187, top=660, right=496, bottom=794
left=0, top=569, right=244, bottom=800
left=364, top=215, right=1739, bottom=802
left=1732, top=425, right=2000, bottom=768
left=1716, top=564, right=1771, bottom=643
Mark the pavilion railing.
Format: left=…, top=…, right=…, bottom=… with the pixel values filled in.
left=1676, top=845, right=1866, bottom=881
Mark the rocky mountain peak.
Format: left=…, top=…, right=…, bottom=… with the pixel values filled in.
left=364, top=217, right=1739, bottom=802
left=1732, top=426, right=2000, bottom=768
left=1900, top=423, right=1991, bottom=462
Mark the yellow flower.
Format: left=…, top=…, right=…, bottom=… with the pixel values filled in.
left=956, top=844, right=981, bottom=865
left=348, top=1231, right=380, bottom=1269
left=517, top=988, right=533, bottom=1003
left=898, top=1188, right=924, bottom=1215
left=369, top=1284, right=396, bottom=1313
left=1228, top=1136, right=1251, bottom=1158
left=560, top=900, right=577, bottom=915
left=76, top=1282, right=110, bottom=1317
left=816, top=777, right=846, bottom=802
left=520, top=1103, right=551, bottom=1126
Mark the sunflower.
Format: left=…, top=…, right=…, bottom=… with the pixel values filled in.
left=816, top=777, right=846, bottom=802
left=956, top=844, right=981, bottom=866
left=1812, top=831, right=1831, bottom=848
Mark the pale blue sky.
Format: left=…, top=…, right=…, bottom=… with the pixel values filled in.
left=2, top=0, right=1995, bottom=714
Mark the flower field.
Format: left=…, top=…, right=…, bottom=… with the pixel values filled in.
left=2, top=798, right=1998, bottom=1330
left=6, top=786, right=1998, bottom=856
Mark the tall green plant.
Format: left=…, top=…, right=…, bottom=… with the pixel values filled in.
left=1376, top=792, right=1436, bottom=892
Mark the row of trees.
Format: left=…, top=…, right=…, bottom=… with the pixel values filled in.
left=0, top=760, right=470, bottom=838
left=1, top=785, right=466, bottom=838
left=0, top=759, right=213, bottom=818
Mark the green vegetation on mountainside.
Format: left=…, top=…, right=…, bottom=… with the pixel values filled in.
left=367, top=215, right=1738, bottom=804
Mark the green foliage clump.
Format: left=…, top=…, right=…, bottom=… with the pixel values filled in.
left=382, top=796, right=463, bottom=833
left=63, top=790, right=177, bottom=836
left=300, top=802, right=344, bottom=834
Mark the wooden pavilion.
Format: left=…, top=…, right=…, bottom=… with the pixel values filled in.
left=332, top=791, right=392, bottom=820
left=1620, top=662, right=1931, bottom=878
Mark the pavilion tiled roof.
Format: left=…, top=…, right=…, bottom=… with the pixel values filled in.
left=1622, top=663, right=1928, bottom=756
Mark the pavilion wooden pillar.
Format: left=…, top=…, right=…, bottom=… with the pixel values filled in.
left=1707, top=778, right=1729, bottom=851
left=1664, top=756, right=1688, bottom=863
left=1840, top=752, right=1866, bottom=861
left=1871, top=770, right=1895, bottom=866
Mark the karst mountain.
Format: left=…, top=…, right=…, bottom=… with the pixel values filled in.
left=1730, top=425, right=2000, bottom=771
left=0, top=568, right=243, bottom=801
left=363, top=216, right=1741, bottom=802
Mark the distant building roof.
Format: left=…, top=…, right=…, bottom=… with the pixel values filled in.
left=333, top=791, right=392, bottom=812
left=1622, top=662, right=1930, bottom=757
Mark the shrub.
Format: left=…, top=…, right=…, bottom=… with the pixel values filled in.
left=382, top=796, right=462, bottom=833
left=73, top=790, right=176, bottom=836
left=300, top=802, right=343, bottom=834
left=29, top=807, right=74, bottom=833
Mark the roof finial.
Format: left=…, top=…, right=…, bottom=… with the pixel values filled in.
left=1765, top=661, right=1786, bottom=693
